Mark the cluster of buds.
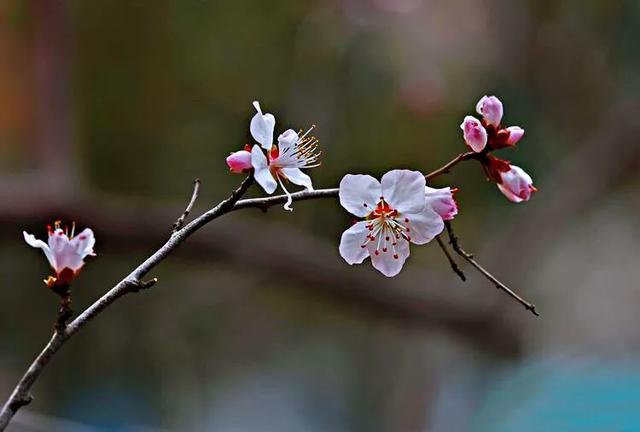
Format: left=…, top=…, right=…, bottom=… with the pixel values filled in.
left=226, top=101, right=321, bottom=211
left=23, top=221, right=96, bottom=294
left=461, top=95, right=536, bottom=202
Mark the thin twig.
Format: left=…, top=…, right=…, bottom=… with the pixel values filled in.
left=172, top=178, right=200, bottom=232
left=445, top=222, right=539, bottom=316
left=435, top=235, right=466, bottom=281
left=425, top=152, right=478, bottom=181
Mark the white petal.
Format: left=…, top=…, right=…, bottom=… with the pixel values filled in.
left=339, top=221, right=370, bottom=265
left=381, top=170, right=426, bottom=214
left=403, top=207, right=444, bottom=245
left=280, top=167, right=313, bottom=191
left=250, top=101, right=276, bottom=150
left=251, top=146, right=277, bottom=194
left=70, top=228, right=96, bottom=258
left=338, top=174, right=381, bottom=217
left=57, top=244, right=84, bottom=272
left=23, top=231, right=56, bottom=269
left=277, top=129, right=299, bottom=153
left=368, top=237, right=410, bottom=277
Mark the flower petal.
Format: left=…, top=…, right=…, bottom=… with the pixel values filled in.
left=226, top=150, right=253, bottom=173
left=251, top=145, right=277, bottom=194
left=339, top=221, right=370, bottom=265
left=280, top=167, right=313, bottom=191
left=339, top=174, right=381, bottom=217
left=404, top=206, right=444, bottom=245
left=476, top=95, right=503, bottom=127
left=497, top=164, right=536, bottom=203
left=57, top=244, right=84, bottom=272
left=277, top=129, right=299, bottom=153
left=505, top=126, right=525, bottom=146
left=425, top=186, right=458, bottom=221
left=70, top=228, right=96, bottom=259
left=460, top=116, right=487, bottom=152
left=250, top=101, right=276, bottom=150
left=23, top=231, right=56, bottom=269
left=381, top=169, right=426, bottom=214
left=368, top=237, right=410, bottom=277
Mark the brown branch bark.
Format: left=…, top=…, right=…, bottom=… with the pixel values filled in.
left=0, top=151, right=490, bottom=430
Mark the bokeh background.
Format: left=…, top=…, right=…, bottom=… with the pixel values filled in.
left=1, top=0, right=640, bottom=430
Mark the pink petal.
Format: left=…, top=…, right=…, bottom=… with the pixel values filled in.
left=460, top=116, right=487, bottom=152
left=226, top=150, right=253, bottom=173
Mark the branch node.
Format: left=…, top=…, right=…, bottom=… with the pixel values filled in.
left=8, top=394, right=33, bottom=411
left=125, top=277, right=158, bottom=293
left=173, top=178, right=201, bottom=233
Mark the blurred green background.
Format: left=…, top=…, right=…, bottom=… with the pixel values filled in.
left=1, top=0, right=640, bottom=430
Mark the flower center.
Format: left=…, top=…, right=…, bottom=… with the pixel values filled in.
left=360, top=198, right=411, bottom=259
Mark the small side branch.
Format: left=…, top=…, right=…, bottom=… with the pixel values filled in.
left=445, top=222, right=539, bottom=317
left=435, top=235, right=466, bottom=281
left=173, top=179, right=201, bottom=232
left=425, top=152, right=477, bottom=181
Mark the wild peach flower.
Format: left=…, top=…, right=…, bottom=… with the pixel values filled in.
left=425, top=186, right=458, bottom=221
left=23, top=221, right=96, bottom=289
left=338, top=170, right=444, bottom=277
left=460, top=115, right=487, bottom=152
left=476, top=95, right=503, bottom=127
left=248, top=102, right=320, bottom=211
left=497, top=164, right=537, bottom=203
left=226, top=147, right=252, bottom=173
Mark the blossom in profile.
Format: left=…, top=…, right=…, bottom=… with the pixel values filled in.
left=338, top=170, right=444, bottom=277
left=497, top=164, right=537, bottom=203
left=23, top=221, right=96, bottom=290
left=425, top=186, right=458, bottom=221
left=248, top=101, right=321, bottom=211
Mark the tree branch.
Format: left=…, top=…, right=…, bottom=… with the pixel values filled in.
left=0, top=152, right=484, bottom=430
left=0, top=176, right=254, bottom=430
left=444, top=222, right=539, bottom=317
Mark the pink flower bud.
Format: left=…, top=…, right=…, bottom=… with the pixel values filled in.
left=226, top=149, right=252, bottom=173
left=476, top=95, right=503, bottom=127
left=497, top=164, right=537, bottom=203
left=425, top=186, right=458, bottom=221
left=505, top=126, right=524, bottom=146
left=460, top=116, right=487, bottom=152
